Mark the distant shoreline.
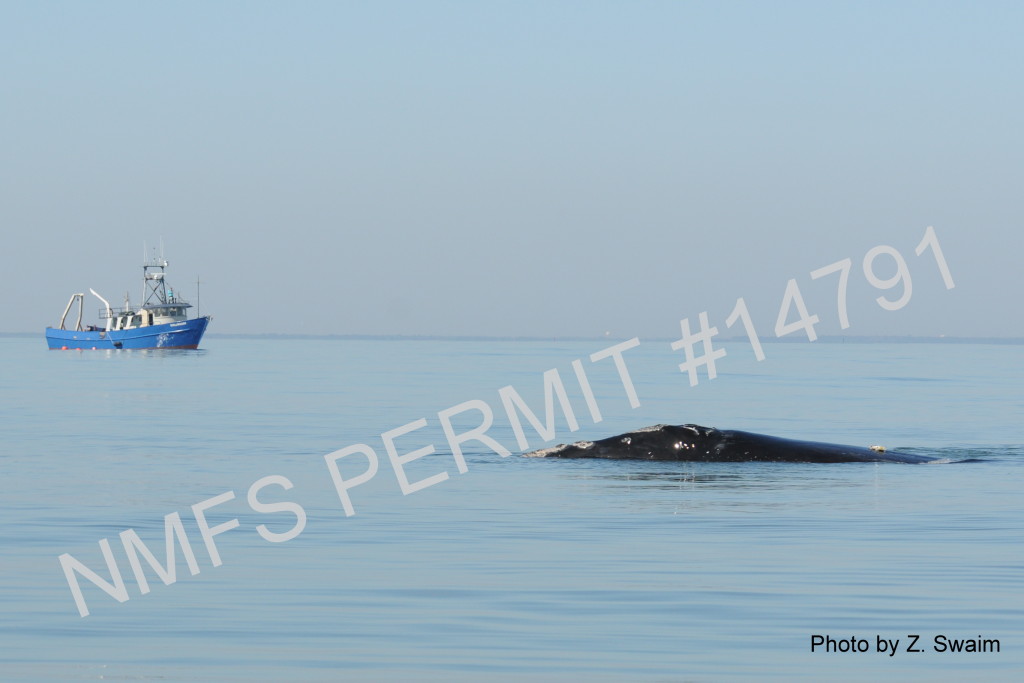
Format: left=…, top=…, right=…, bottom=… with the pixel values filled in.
left=5, top=332, right=1023, bottom=345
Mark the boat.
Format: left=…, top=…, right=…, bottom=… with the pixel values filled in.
left=45, top=254, right=211, bottom=350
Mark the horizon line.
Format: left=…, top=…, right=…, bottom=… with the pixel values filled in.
left=5, top=332, right=1023, bottom=345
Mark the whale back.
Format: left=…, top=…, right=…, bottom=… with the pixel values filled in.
left=523, top=423, right=938, bottom=463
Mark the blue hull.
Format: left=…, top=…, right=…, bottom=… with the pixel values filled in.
left=45, top=316, right=210, bottom=350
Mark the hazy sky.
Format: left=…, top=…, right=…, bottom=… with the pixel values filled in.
left=3, top=1, right=1021, bottom=337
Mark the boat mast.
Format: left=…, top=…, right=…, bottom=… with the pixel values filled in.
left=142, top=252, right=170, bottom=308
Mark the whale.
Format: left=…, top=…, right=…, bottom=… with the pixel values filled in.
left=523, top=424, right=940, bottom=464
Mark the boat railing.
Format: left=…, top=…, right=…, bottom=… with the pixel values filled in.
left=100, top=299, right=191, bottom=318
left=101, top=308, right=130, bottom=319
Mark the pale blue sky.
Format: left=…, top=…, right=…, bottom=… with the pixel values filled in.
left=2, top=1, right=1021, bottom=337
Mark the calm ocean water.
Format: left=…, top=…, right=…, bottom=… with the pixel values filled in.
left=1, top=335, right=1022, bottom=681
